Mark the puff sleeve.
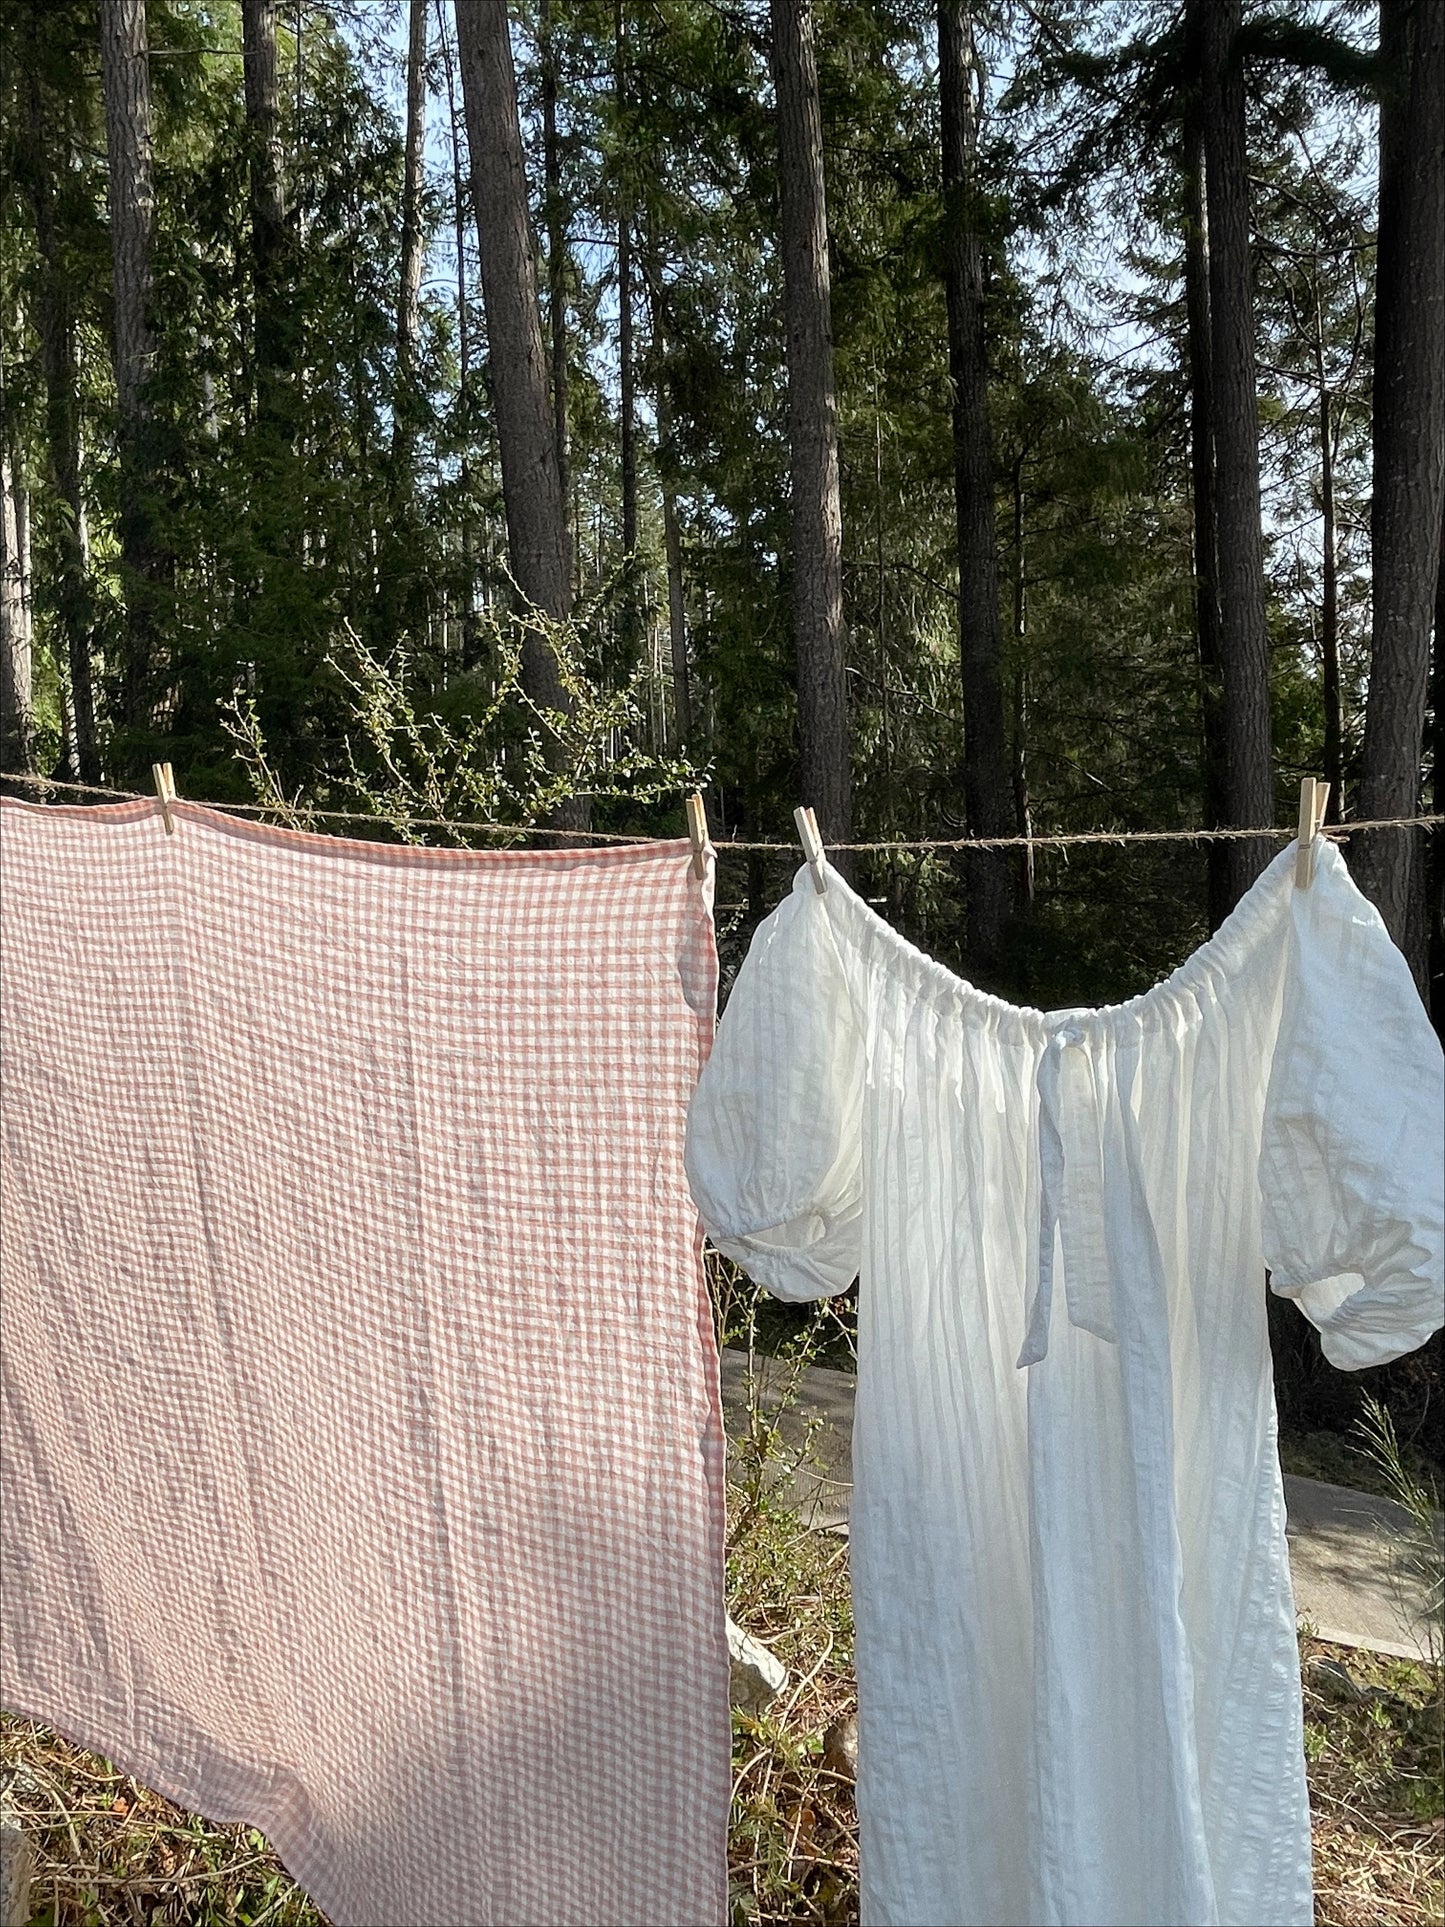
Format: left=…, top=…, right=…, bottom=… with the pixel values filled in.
left=685, top=869, right=864, bottom=1300
left=1260, top=842, right=1444, bottom=1371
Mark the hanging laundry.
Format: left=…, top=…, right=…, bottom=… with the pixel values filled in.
left=685, top=839, right=1443, bottom=1927
left=0, top=796, right=729, bottom=1927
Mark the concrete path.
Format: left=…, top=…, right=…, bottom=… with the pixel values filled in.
left=1281, top=1474, right=1435, bottom=1661
left=718, top=1349, right=1437, bottom=1663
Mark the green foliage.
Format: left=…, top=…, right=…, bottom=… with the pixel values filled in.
left=2, top=0, right=1431, bottom=1439
left=3, top=0, right=1388, bottom=951
left=1353, top=1396, right=1444, bottom=1663
left=1298, top=1633, right=1444, bottom=1919
left=222, top=597, right=701, bottom=839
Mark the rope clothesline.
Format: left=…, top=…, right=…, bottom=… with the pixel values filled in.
left=1, top=769, right=1440, bottom=852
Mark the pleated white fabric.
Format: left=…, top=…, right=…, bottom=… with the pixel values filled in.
left=685, top=839, right=1444, bottom=1927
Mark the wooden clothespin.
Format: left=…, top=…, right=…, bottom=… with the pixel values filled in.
left=794, top=804, right=828, bottom=895
left=1294, top=776, right=1329, bottom=887
left=685, top=791, right=712, bottom=880
left=152, top=761, right=178, bottom=835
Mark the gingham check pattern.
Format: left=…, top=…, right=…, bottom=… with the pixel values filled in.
left=0, top=797, right=729, bottom=1927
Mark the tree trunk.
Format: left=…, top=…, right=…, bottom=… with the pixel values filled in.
left=99, top=0, right=166, bottom=745
left=454, top=0, right=575, bottom=727
left=1010, top=459, right=1034, bottom=910
left=0, top=387, right=34, bottom=776
left=393, top=0, right=428, bottom=466
left=1428, top=500, right=1444, bottom=1031
left=661, top=485, right=690, bottom=748
left=939, top=0, right=1012, bottom=966
left=642, top=236, right=691, bottom=748
left=770, top=0, right=852, bottom=848
left=98, top=0, right=156, bottom=436
left=616, top=223, right=635, bottom=548
left=1314, top=303, right=1342, bottom=817
left=1182, top=101, right=1233, bottom=927
left=242, top=0, right=291, bottom=437
left=25, top=68, right=99, bottom=784
left=40, top=301, right=98, bottom=784
left=614, top=0, right=641, bottom=676
left=1356, top=0, right=1445, bottom=989
left=614, top=0, right=636, bottom=563
left=1198, top=0, right=1274, bottom=908
left=438, top=0, right=480, bottom=665
left=538, top=0, right=571, bottom=543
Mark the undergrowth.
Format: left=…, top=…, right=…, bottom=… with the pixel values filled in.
left=1300, top=1635, right=1444, bottom=1927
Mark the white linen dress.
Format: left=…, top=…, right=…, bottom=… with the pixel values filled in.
left=685, top=839, right=1443, bottom=1927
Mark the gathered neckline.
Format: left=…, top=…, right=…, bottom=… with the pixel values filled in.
left=806, top=838, right=1308, bottom=1043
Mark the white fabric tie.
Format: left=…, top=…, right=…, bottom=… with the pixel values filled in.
left=1018, top=1023, right=1119, bottom=1367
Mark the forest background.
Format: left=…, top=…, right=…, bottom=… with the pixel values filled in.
left=0, top=0, right=1441, bottom=1460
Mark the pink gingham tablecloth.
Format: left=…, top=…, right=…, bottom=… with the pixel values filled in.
left=0, top=796, right=729, bottom=1927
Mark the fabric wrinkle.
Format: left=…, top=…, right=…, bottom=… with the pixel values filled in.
left=686, top=838, right=1443, bottom=1927
left=1020, top=1022, right=1120, bottom=1368
left=0, top=799, right=731, bottom=1927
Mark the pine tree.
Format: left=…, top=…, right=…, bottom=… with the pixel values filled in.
left=771, top=0, right=852, bottom=847
left=939, top=0, right=1014, bottom=967
left=1356, top=0, right=1445, bottom=985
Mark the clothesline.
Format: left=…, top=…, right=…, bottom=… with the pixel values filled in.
left=1, top=769, right=1440, bottom=852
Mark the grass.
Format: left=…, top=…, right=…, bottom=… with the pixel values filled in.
left=0, top=1740, right=321, bottom=1927
left=3, top=1286, right=1440, bottom=1927
left=722, top=1304, right=857, bottom=1927
left=1299, top=1635, right=1444, bottom=1927
left=4, top=1630, right=1438, bottom=1927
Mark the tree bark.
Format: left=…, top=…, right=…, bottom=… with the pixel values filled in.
left=770, top=0, right=852, bottom=847
left=642, top=236, right=691, bottom=748
left=615, top=0, right=643, bottom=667
left=1010, top=459, right=1034, bottom=909
left=242, top=0, right=292, bottom=437
left=1356, top=0, right=1445, bottom=988
left=0, top=384, right=34, bottom=776
left=538, top=0, right=572, bottom=541
left=394, top=0, right=429, bottom=466
left=454, top=0, right=574, bottom=725
left=24, top=66, right=99, bottom=783
left=613, top=0, right=641, bottom=671
left=40, top=293, right=98, bottom=784
left=1429, top=501, right=1444, bottom=1029
left=1314, top=305, right=1341, bottom=816
left=98, top=0, right=156, bottom=435
left=1182, top=102, right=1233, bottom=927
left=99, top=0, right=166, bottom=743
left=614, top=0, right=636, bottom=563
left=437, top=0, right=480, bottom=665
left=1197, top=0, right=1274, bottom=909
left=616, top=225, right=635, bottom=547
left=939, top=0, right=1012, bottom=965
left=661, top=485, right=690, bottom=748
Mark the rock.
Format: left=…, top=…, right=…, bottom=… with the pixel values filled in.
left=1, top=1821, right=31, bottom=1927
left=1303, top=1657, right=1403, bottom=1711
left=727, top=1616, right=787, bottom=1713
left=1305, top=1656, right=1364, bottom=1704
left=822, top=1713, right=858, bottom=1781
left=1356, top=1683, right=1400, bottom=1710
